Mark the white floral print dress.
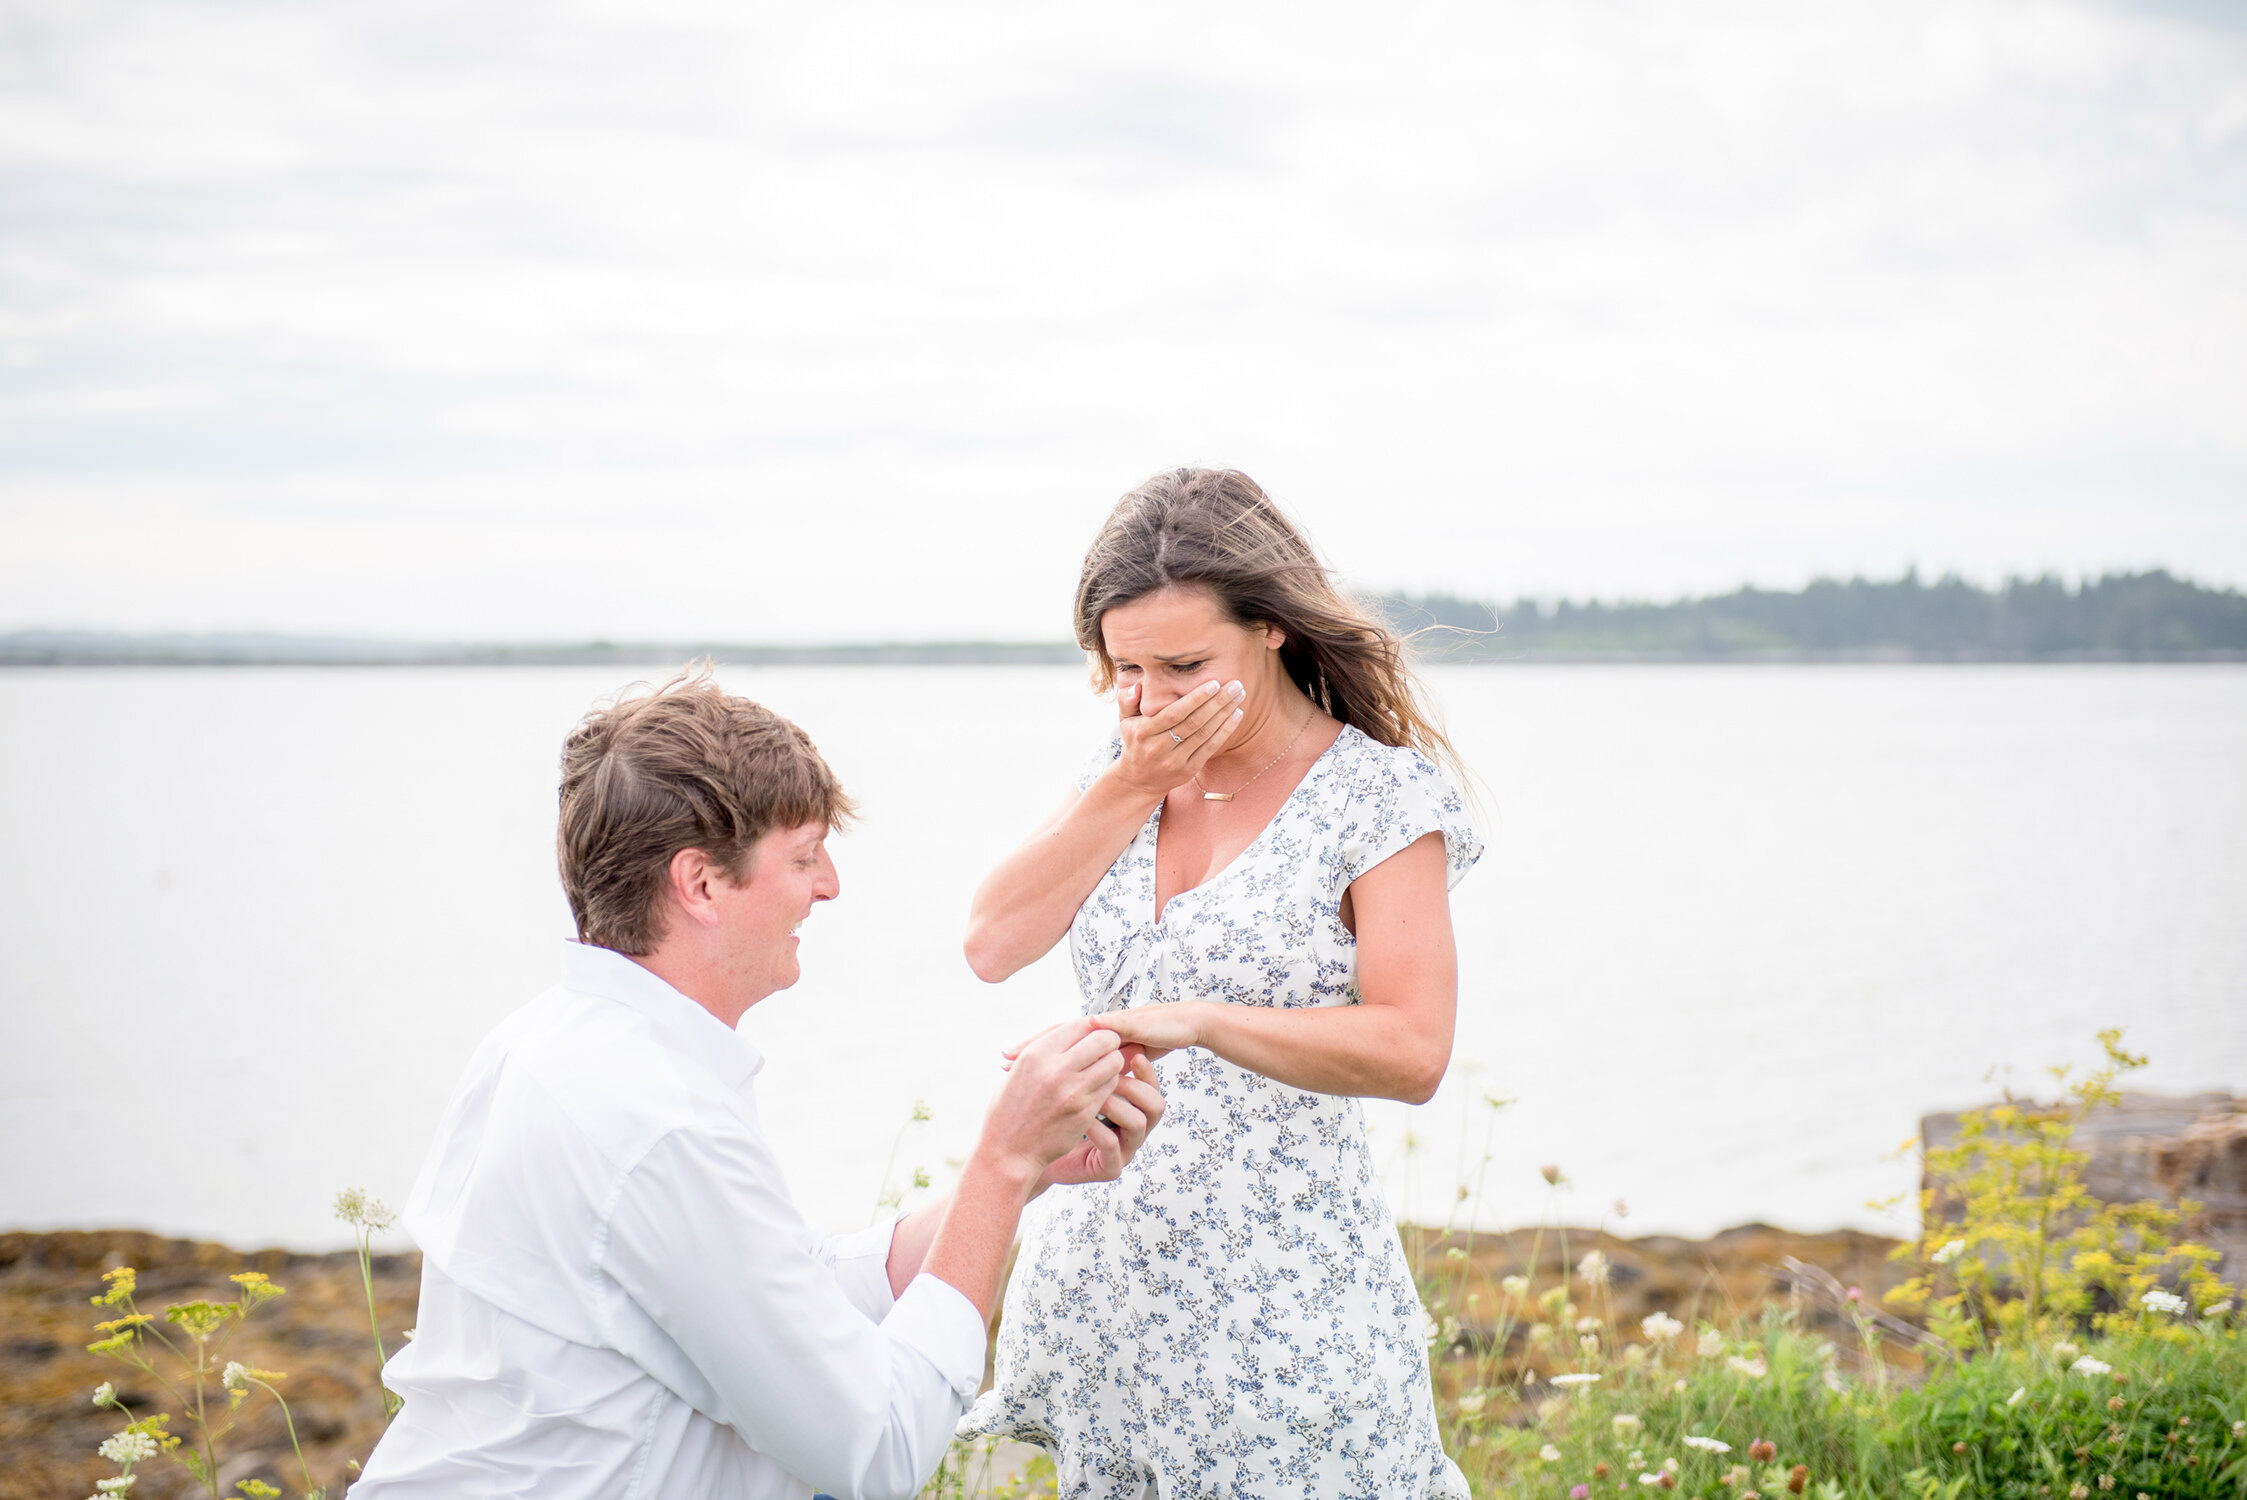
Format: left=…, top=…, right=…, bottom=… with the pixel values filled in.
left=960, top=724, right=1481, bottom=1500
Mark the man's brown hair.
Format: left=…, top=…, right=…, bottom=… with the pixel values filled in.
left=557, top=665, right=854, bottom=955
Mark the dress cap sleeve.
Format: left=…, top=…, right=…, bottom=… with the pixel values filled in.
left=1076, top=729, right=1124, bottom=793
left=1340, top=739, right=1482, bottom=891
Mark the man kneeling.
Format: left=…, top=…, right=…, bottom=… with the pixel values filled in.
left=352, top=671, right=1161, bottom=1499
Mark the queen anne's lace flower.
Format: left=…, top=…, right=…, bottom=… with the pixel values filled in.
left=221, top=1361, right=248, bottom=1391
left=96, top=1479, right=136, bottom=1494
left=2139, top=1289, right=2188, bottom=1316
left=1549, top=1372, right=1601, bottom=1388
left=1682, top=1435, right=1731, bottom=1453
left=1540, top=1445, right=1562, bottom=1462
left=1696, top=1328, right=1726, bottom=1358
left=2072, top=1355, right=2113, bottom=1376
left=1641, top=1311, right=1683, bottom=1342
left=1576, top=1250, right=1610, bottom=1286
left=1613, top=1414, right=1643, bottom=1437
left=1725, top=1354, right=1769, bottom=1379
left=1931, top=1238, right=1966, bottom=1265
left=97, top=1431, right=157, bottom=1465
left=90, top=1383, right=115, bottom=1408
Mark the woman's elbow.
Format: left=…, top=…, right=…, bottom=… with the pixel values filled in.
left=961, top=921, right=1019, bottom=985
left=1390, top=1036, right=1452, bottom=1105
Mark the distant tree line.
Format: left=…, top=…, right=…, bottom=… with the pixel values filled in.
left=1374, top=570, right=2247, bottom=660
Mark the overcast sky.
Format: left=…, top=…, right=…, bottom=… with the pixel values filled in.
left=2, top=0, right=2242, bottom=641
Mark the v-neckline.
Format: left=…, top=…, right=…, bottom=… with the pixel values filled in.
left=1147, top=725, right=1354, bottom=927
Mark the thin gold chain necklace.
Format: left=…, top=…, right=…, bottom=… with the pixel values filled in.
left=1193, top=705, right=1315, bottom=803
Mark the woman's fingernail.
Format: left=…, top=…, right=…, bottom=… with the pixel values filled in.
left=1231, top=708, right=1243, bottom=722
left=1228, top=682, right=1245, bottom=700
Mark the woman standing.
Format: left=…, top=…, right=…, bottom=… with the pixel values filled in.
left=959, top=469, right=1479, bottom=1499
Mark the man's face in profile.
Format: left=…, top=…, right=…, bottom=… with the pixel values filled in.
left=712, top=819, right=839, bottom=1006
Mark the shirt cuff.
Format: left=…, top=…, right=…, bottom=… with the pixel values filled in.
left=823, top=1213, right=900, bottom=1324
left=885, top=1273, right=990, bottom=1401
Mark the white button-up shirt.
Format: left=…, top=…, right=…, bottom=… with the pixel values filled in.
left=350, top=942, right=988, bottom=1500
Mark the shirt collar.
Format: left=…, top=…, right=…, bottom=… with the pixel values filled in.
left=558, top=941, right=765, bottom=1091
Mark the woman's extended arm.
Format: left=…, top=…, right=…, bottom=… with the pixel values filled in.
left=1089, top=832, right=1457, bottom=1104
left=964, top=679, right=1245, bottom=982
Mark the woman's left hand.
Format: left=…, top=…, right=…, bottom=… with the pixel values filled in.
left=1087, top=1002, right=1207, bottom=1061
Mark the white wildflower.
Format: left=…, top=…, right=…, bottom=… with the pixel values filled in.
left=97, top=1480, right=136, bottom=1494
left=1672, top=1378, right=1688, bottom=1393
left=91, top=1382, right=116, bottom=1408
left=1627, top=1449, right=1645, bottom=1469
left=1456, top=1391, right=1487, bottom=1418
left=1576, top=1315, right=1603, bottom=1333
left=221, top=1361, right=249, bottom=1391
left=1696, top=1328, right=1725, bottom=1358
left=1550, top=1372, right=1602, bottom=1388
left=1501, top=1274, right=1530, bottom=1297
left=2139, top=1289, right=2188, bottom=1316
left=1664, top=1458, right=1681, bottom=1472
left=1725, top=1354, right=1768, bottom=1379
left=1613, top=1413, right=1643, bottom=1437
left=2007, top=1386, right=2026, bottom=1407
left=1639, top=1474, right=1663, bottom=1487
left=2053, top=1340, right=2080, bottom=1359
left=1577, top=1249, right=1611, bottom=1286
left=1642, top=1311, right=1684, bottom=1342
left=2202, top=1300, right=2231, bottom=1317
left=1824, top=1367, right=1846, bottom=1393
left=1682, top=1435, right=1731, bottom=1453
left=1541, top=1445, right=1563, bottom=1462
left=1581, top=1334, right=1601, bottom=1355
left=2072, top=1355, right=2113, bottom=1376
left=98, top=1431, right=158, bottom=1465
left=1931, top=1238, right=1965, bottom=1265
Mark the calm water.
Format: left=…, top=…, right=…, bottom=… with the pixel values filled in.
left=2, top=664, right=2242, bottom=1251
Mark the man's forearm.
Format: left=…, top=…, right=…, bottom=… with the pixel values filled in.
left=914, top=1154, right=1041, bottom=1321
left=883, top=1191, right=952, bottom=1301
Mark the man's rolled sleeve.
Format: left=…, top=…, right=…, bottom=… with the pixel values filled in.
left=818, top=1216, right=901, bottom=1325
left=884, top=1274, right=989, bottom=1402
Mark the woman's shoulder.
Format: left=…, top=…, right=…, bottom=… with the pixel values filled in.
left=1326, top=724, right=1458, bottom=797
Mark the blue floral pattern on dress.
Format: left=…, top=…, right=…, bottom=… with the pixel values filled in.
left=960, top=725, right=1481, bottom=1500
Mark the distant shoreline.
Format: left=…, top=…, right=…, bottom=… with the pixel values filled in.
left=4, top=633, right=2244, bottom=668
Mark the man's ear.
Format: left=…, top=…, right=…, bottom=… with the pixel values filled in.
left=665, top=846, right=725, bottom=930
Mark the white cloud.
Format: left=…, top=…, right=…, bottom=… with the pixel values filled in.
left=1, top=0, right=2242, bottom=638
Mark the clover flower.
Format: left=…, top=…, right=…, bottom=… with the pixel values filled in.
left=98, top=1431, right=158, bottom=1465
left=2072, top=1355, right=2113, bottom=1376
left=1748, top=1439, right=1778, bottom=1463
left=1550, top=1372, right=1602, bottom=1388
left=1540, top=1163, right=1563, bottom=1185
left=1571, top=1488, right=1591, bottom=1500
left=1682, top=1435, right=1731, bottom=1453
left=1931, top=1238, right=1965, bottom=1265
left=2139, top=1289, right=2188, bottom=1316
left=1642, top=1311, right=1683, bottom=1342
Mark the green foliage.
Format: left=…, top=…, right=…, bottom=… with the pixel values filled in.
left=1378, top=569, right=2247, bottom=659
left=1885, top=1029, right=2231, bottom=1350
left=83, top=1264, right=324, bottom=1499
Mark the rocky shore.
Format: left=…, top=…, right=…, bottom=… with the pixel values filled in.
left=3, top=1221, right=1912, bottom=1499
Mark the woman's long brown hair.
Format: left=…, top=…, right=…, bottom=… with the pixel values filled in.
left=1073, top=467, right=1463, bottom=777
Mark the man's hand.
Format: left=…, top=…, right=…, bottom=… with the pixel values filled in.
left=976, top=1018, right=1127, bottom=1188
left=1037, top=1053, right=1165, bottom=1191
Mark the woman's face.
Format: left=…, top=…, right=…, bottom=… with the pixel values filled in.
left=1099, top=585, right=1286, bottom=719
